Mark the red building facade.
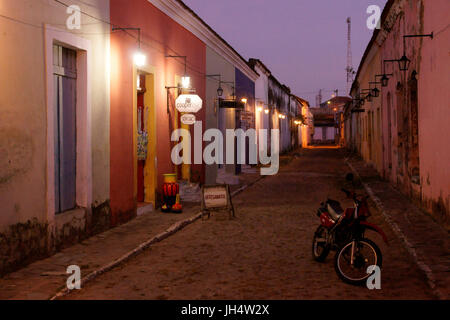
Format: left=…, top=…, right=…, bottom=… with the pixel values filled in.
left=110, top=0, right=206, bottom=225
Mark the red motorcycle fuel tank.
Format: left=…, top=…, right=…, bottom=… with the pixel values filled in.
left=320, top=212, right=335, bottom=228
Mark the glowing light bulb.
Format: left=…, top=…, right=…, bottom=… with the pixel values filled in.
left=181, top=76, right=191, bottom=89
left=134, top=51, right=146, bottom=67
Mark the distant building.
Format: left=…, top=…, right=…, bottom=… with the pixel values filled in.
left=312, top=96, right=351, bottom=145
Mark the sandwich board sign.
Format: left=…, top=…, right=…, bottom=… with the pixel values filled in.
left=176, top=94, right=203, bottom=113
left=201, top=184, right=235, bottom=220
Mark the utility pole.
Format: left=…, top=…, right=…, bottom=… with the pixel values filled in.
left=346, top=17, right=354, bottom=95
left=316, top=89, right=322, bottom=107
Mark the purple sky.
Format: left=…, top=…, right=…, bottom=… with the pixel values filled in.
left=183, top=0, right=387, bottom=105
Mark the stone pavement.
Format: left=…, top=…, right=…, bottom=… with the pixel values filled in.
left=0, top=167, right=265, bottom=300
left=345, top=153, right=450, bottom=300
left=63, top=148, right=436, bottom=300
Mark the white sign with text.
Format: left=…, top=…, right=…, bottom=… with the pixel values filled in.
left=176, top=94, right=203, bottom=113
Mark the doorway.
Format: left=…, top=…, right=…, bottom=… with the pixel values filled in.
left=137, top=74, right=146, bottom=203
left=135, top=72, right=156, bottom=210
left=53, top=45, right=77, bottom=214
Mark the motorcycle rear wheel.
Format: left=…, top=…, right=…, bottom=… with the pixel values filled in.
left=312, top=225, right=330, bottom=262
left=334, top=238, right=382, bottom=286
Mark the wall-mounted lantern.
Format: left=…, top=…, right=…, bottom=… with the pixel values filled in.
left=112, top=27, right=146, bottom=67
left=217, top=84, right=224, bottom=97
left=376, top=74, right=391, bottom=87
left=369, top=81, right=381, bottom=98
left=206, top=74, right=224, bottom=97
left=397, top=55, right=411, bottom=72
left=166, top=55, right=191, bottom=89
left=399, top=33, right=433, bottom=72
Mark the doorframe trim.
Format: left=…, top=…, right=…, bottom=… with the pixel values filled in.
left=44, top=25, right=92, bottom=225
left=134, top=65, right=157, bottom=207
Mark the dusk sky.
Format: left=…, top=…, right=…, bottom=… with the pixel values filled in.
left=183, top=0, right=388, bottom=105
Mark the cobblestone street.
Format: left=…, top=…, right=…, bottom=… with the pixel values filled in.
left=64, top=148, right=436, bottom=300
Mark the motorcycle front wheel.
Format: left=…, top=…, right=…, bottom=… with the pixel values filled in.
left=334, top=238, right=382, bottom=285
left=312, top=225, right=330, bottom=262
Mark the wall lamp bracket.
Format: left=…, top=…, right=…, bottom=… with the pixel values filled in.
left=206, top=74, right=223, bottom=97
left=112, top=27, right=141, bottom=47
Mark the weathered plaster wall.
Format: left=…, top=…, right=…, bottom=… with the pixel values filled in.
left=351, top=0, right=449, bottom=227
left=418, top=0, right=450, bottom=225
left=0, top=0, right=111, bottom=274
left=355, top=48, right=383, bottom=174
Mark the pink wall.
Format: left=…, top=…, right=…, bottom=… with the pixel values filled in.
left=110, top=0, right=206, bottom=225
left=418, top=0, right=450, bottom=222
left=379, top=0, right=450, bottom=225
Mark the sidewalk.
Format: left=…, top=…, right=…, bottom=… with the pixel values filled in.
left=0, top=168, right=264, bottom=300
left=345, top=153, right=450, bottom=300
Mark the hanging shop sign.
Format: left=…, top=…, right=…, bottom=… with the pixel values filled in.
left=219, top=99, right=245, bottom=109
left=181, top=114, right=196, bottom=125
left=175, top=94, right=203, bottom=113
left=201, top=184, right=235, bottom=220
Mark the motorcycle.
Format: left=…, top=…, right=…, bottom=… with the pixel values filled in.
left=312, top=187, right=388, bottom=285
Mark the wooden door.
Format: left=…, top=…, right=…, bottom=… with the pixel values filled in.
left=53, top=45, right=77, bottom=213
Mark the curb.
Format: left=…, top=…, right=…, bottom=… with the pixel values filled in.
left=49, top=176, right=263, bottom=300
left=344, top=158, right=445, bottom=300
left=49, top=212, right=202, bottom=300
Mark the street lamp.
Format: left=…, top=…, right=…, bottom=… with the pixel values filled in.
left=217, top=84, right=223, bottom=97
left=372, top=87, right=380, bottom=98
left=397, top=55, right=411, bottom=72
left=369, top=81, right=381, bottom=98
left=133, top=51, right=146, bottom=67
left=112, top=27, right=146, bottom=67
left=359, top=97, right=365, bottom=107
left=166, top=55, right=191, bottom=89
left=379, top=74, right=390, bottom=87
left=399, top=33, right=433, bottom=72
left=181, top=76, right=191, bottom=89
left=206, top=74, right=224, bottom=97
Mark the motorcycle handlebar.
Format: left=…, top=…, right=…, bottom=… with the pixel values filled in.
left=341, top=188, right=351, bottom=197
left=342, top=188, right=359, bottom=200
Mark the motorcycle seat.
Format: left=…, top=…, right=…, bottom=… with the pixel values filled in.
left=326, top=199, right=344, bottom=221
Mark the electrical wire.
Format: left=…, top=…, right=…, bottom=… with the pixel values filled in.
left=1, top=0, right=312, bottom=95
